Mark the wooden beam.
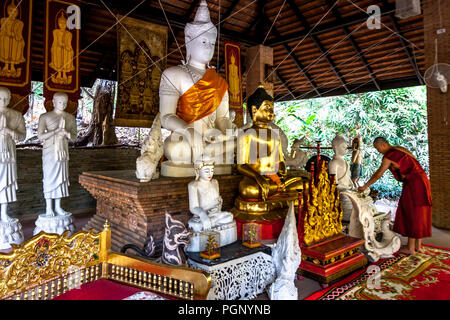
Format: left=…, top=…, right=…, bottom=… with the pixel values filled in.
left=267, top=18, right=321, bottom=97
left=83, top=0, right=259, bottom=47
left=381, top=0, right=424, bottom=85
left=286, top=0, right=349, bottom=93
left=274, top=76, right=421, bottom=101
left=275, top=69, right=296, bottom=100
left=324, top=0, right=381, bottom=91
left=266, top=1, right=396, bottom=47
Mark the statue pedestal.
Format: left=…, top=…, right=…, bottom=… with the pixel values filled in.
left=0, top=218, right=24, bottom=250
left=298, top=234, right=367, bottom=284
left=161, top=161, right=232, bottom=177
left=187, top=221, right=237, bottom=252
left=187, top=242, right=275, bottom=300
left=232, top=194, right=299, bottom=240
left=80, top=170, right=241, bottom=252
left=33, top=213, right=75, bottom=236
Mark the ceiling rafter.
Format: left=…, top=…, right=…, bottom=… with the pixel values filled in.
left=286, top=0, right=349, bottom=93
left=381, top=0, right=424, bottom=85
left=266, top=1, right=396, bottom=47
left=324, top=0, right=381, bottom=91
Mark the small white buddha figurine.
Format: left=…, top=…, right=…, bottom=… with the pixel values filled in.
left=0, top=87, right=26, bottom=222
left=187, top=158, right=234, bottom=233
left=159, top=0, right=234, bottom=177
left=37, top=92, right=77, bottom=216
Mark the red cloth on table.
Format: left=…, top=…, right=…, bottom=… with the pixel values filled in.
left=384, top=148, right=432, bottom=239
left=53, top=279, right=144, bottom=300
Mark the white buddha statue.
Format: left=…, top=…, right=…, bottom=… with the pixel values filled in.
left=186, top=157, right=237, bottom=252
left=159, top=0, right=235, bottom=177
left=328, top=135, right=355, bottom=225
left=0, top=86, right=25, bottom=249
left=0, top=86, right=26, bottom=221
left=187, top=158, right=234, bottom=232
left=37, top=92, right=77, bottom=216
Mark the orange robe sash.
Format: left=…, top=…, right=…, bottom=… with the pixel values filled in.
left=176, top=68, right=228, bottom=124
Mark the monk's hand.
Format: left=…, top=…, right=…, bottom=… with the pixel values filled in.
left=357, top=185, right=367, bottom=193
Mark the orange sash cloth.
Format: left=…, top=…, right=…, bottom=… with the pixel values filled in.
left=176, top=68, right=229, bottom=124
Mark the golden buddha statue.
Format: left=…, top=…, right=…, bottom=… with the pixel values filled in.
left=233, top=87, right=309, bottom=221
left=228, top=54, right=240, bottom=104
left=0, top=0, right=25, bottom=78
left=49, top=11, right=74, bottom=85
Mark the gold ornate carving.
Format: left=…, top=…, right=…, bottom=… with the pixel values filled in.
left=303, top=162, right=343, bottom=246
left=0, top=229, right=102, bottom=298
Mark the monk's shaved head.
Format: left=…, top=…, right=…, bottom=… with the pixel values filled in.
left=374, top=137, right=389, bottom=146
left=373, top=137, right=391, bottom=154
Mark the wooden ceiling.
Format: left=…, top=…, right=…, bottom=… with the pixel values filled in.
left=30, top=0, right=425, bottom=101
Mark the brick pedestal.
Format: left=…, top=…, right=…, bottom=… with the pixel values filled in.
left=80, top=170, right=241, bottom=252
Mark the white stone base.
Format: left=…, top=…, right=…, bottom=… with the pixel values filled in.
left=0, top=218, right=24, bottom=250
left=161, top=161, right=232, bottom=177
left=187, top=220, right=237, bottom=252
left=33, top=213, right=75, bottom=236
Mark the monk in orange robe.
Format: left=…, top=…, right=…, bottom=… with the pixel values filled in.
left=358, top=137, right=432, bottom=255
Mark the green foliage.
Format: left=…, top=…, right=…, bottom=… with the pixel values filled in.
left=274, top=86, right=428, bottom=200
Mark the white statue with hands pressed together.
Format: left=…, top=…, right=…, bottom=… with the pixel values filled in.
left=0, top=86, right=26, bottom=222
left=38, top=92, right=77, bottom=217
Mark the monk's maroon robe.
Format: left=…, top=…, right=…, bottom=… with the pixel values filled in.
left=384, top=148, right=432, bottom=238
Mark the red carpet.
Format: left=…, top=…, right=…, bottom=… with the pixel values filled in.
left=305, top=244, right=450, bottom=300
left=54, top=279, right=149, bottom=300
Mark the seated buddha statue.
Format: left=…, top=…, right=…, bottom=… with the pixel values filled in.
left=159, top=0, right=234, bottom=177
left=187, top=157, right=234, bottom=233
left=186, top=157, right=237, bottom=252
left=233, top=87, right=308, bottom=221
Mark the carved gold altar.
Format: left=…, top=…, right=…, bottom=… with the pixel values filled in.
left=297, top=160, right=367, bottom=284
left=115, top=16, right=168, bottom=128
left=0, top=221, right=211, bottom=300
left=301, top=161, right=343, bottom=246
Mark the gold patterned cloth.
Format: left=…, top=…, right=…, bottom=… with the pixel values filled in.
left=176, top=68, right=228, bottom=124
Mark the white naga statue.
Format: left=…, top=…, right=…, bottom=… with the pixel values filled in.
left=136, top=113, right=164, bottom=182
left=268, top=202, right=301, bottom=300
left=342, top=190, right=401, bottom=262
left=0, top=86, right=25, bottom=249
left=186, top=157, right=237, bottom=252
left=34, top=92, right=76, bottom=235
left=159, top=0, right=235, bottom=177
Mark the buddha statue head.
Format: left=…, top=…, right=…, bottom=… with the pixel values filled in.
left=194, top=156, right=215, bottom=181
left=0, top=87, right=11, bottom=109
left=331, top=134, right=348, bottom=157
left=7, top=1, right=19, bottom=18
left=247, top=86, right=274, bottom=125
left=57, top=11, right=67, bottom=30
left=184, top=0, right=217, bottom=67
left=53, top=92, right=69, bottom=112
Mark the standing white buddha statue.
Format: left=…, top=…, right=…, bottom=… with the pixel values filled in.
left=186, top=157, right=237, bottom=252
left=34, top=92, right=76, bottom=236
left=0, top=86, right=25, bottom=249
left=159, top=0, right=235, bottom=177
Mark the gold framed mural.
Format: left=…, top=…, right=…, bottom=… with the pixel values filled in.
left=115, top=16, right=168, bottom=128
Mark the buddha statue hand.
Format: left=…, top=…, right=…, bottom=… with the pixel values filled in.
left=256, top=175, right=270, bottom=201
left=190, top=207, right=212, bottom=232
left=185, top=127, right=205, bottom=161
